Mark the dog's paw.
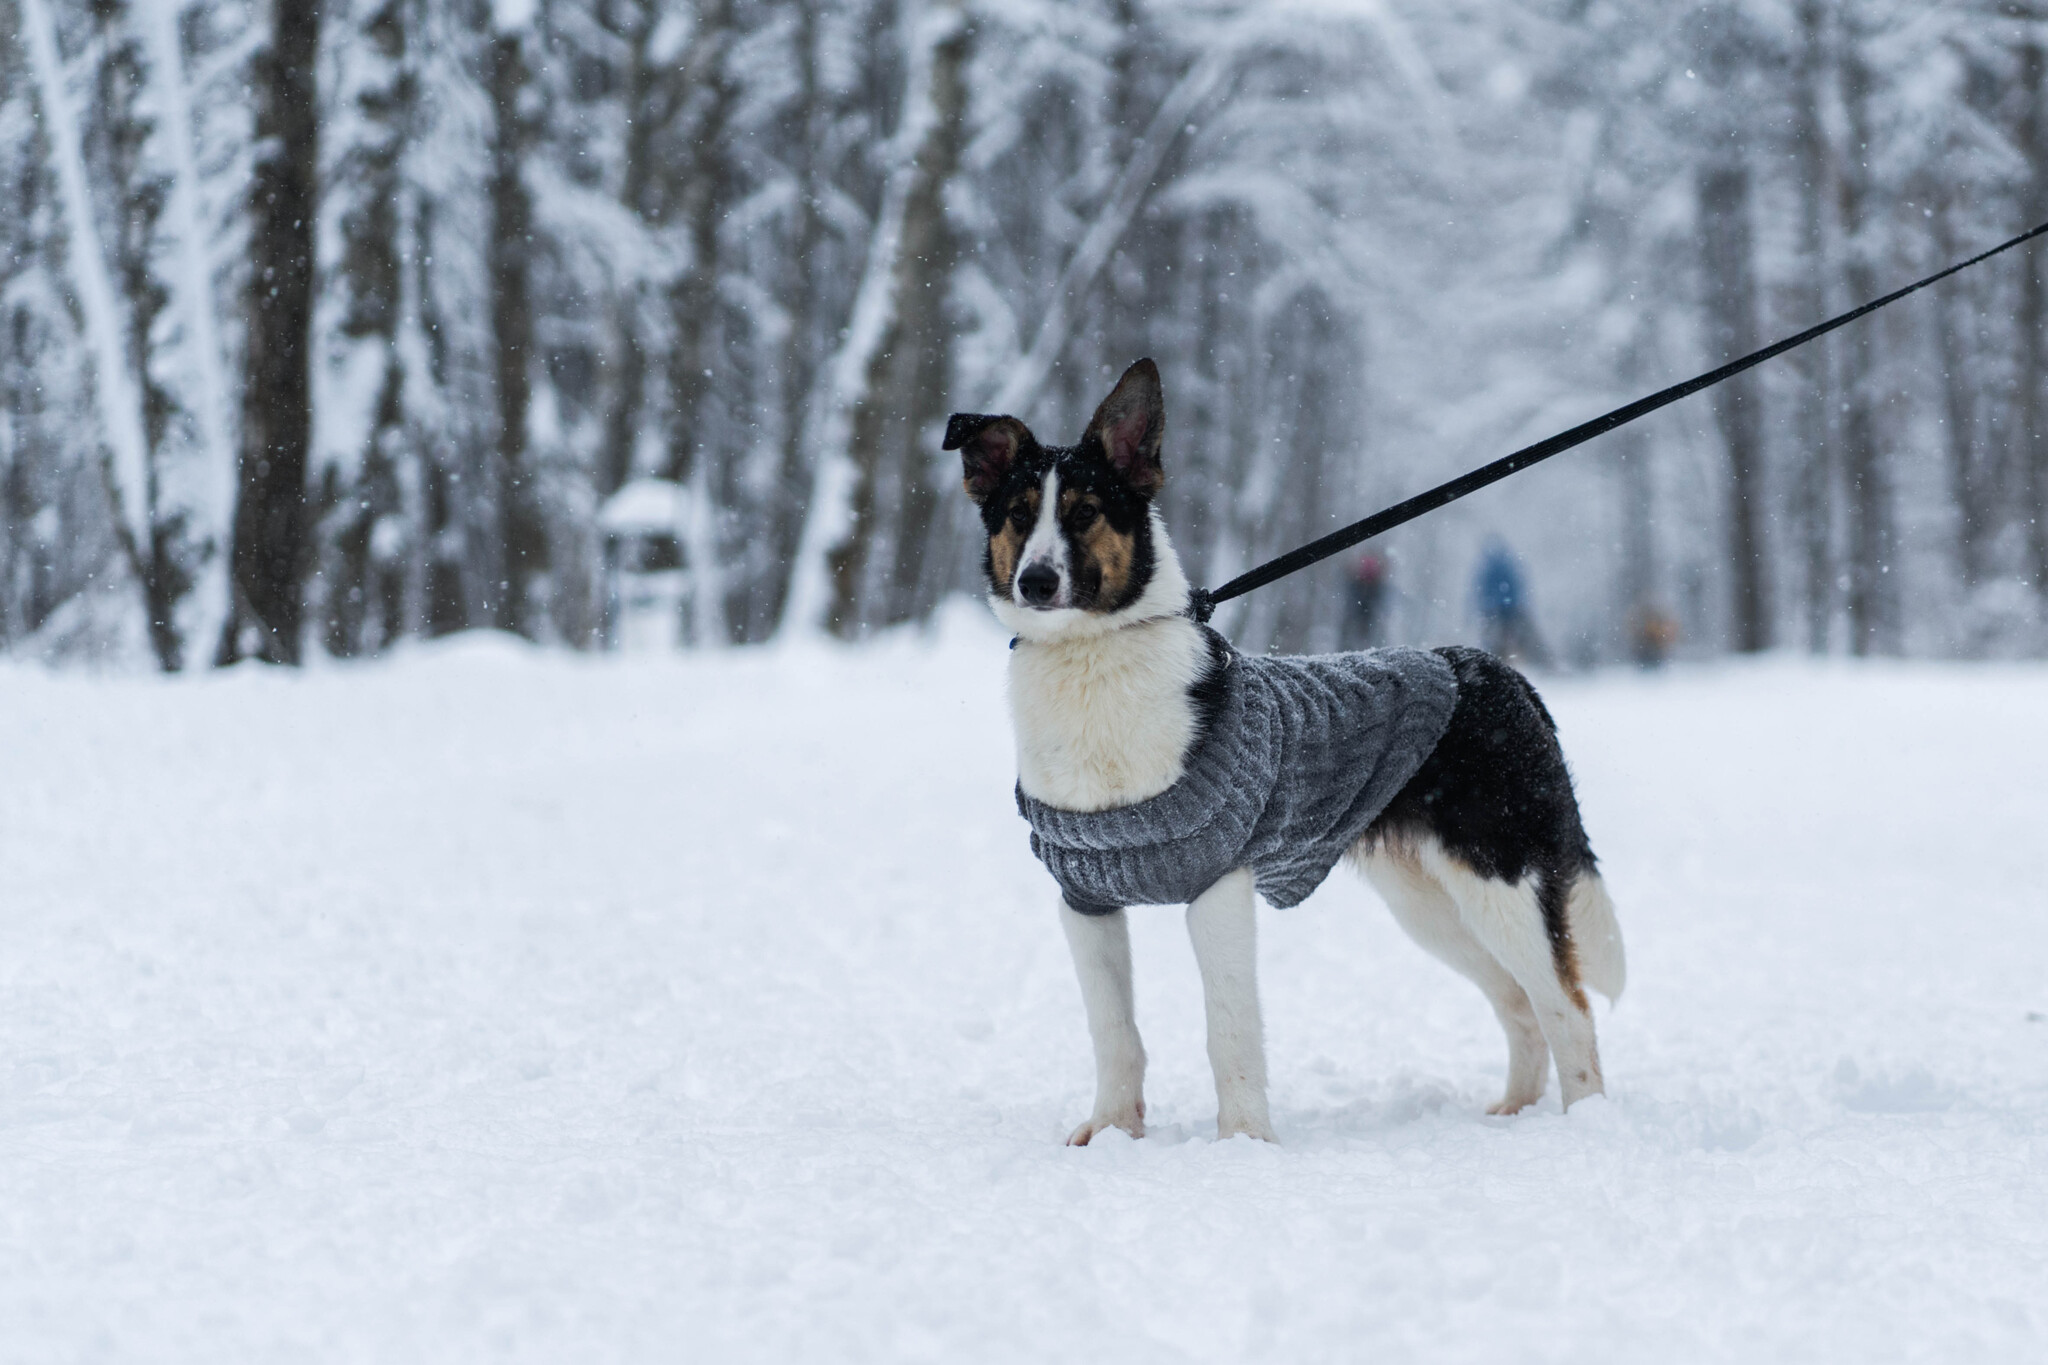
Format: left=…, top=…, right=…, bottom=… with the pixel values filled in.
left=1216, top=1113, right=1277, bottom=1143
left=1486, top=1094, right=1540, bottom=1116
left=1067, top=1101, right=1144, bottom=1146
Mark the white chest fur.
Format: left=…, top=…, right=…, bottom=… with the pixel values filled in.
left=1008, top=614, right=1207, bottom=812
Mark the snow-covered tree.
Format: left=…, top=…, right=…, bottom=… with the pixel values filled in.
left=7, top=0, right=2048, bottom=665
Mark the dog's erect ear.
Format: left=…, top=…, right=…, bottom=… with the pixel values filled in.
left=945, top=413, right=1030, bottom=503
left=1085, top=358, right=1164, bottom=497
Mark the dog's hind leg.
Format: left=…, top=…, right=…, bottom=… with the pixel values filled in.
left=1061, top=899, right=1147, bottom=1145
left=1185, top=868, right=1276, bottom=1142
left=1416, top=840, right=1606, bottom=1110
left=1355, top=842, right=1550, bottom=1114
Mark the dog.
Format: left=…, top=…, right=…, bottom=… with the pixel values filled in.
left=946, top=358, right=1624, bottom=1144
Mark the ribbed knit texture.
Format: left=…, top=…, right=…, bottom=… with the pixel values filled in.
left=1016, top=639, right=1459, bottom=911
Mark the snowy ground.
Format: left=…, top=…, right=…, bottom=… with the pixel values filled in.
left=3, top=607, right=2045, bottom=1362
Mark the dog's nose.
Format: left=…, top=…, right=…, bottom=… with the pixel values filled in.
left=1017, top=563, right=1060, bottom=607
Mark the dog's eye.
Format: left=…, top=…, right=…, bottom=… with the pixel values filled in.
left=1008, top=504, right=1033, bottom=531
left=1069, top=503, right=1098, bottom=530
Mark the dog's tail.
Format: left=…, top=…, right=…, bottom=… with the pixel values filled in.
left=1568, top=872, right=1626, bottom=1003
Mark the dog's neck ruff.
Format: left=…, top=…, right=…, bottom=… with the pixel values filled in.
left=1010, top=600, right=1187, bottom=649
left=1016, top=640, right=1459, bottom=913
left=1001, top=523, right=1210, bottom=812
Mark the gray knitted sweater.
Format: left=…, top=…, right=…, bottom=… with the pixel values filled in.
left=1016, top=639, right=1458, bottom=912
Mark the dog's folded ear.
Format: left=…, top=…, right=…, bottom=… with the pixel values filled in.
left=946, top=413, right=1030, bottom=503
left=1086, top=359, right=1165, bottom=497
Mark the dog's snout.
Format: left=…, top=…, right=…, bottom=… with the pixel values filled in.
left=1017, top=563, right=1060, bottom=607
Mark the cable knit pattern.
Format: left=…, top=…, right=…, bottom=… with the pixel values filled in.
left=1017, top=638, right=1459, bottom=912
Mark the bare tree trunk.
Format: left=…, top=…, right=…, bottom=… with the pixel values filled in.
left=1698, top=158, right=1771, bottom=652
left=664, top=0, right=737, bottom=646
left=1834, top=30, right=1892, bottom=656
left=597, top=4, right=664, bottom=500
left=1097, top=0, right=1159, bottom=407
left=318, top=0, right=412, bottom=658
left=1791, top=0, right=1836, bottom=652
left=1931, top=204, right=1987, bottom=588
left=598, top=313, right=645, bottom=498
left=878, top=16, right=971, bottom=626
left=1838, top=332, right=1888, bottom=657
left=763, top=0, right=827, bottom=641
left=488, top=26, right=542, bottom=636
left=102, top=8, right=190, bottom=672
left=219, top=0, right=320, bottom=665
left=2020, top=38, right=2048, bottom=601
left=139, top=0, right=235, bottom=657
left=19, top=0, right=169, bottom=661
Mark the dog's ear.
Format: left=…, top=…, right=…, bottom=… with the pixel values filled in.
left=1085, top=358, right=1164, bottom=497
left=945, top=413, right=1031, bottom=503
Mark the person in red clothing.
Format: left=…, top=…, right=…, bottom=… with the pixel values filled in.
left=1346, top=551, right=1388, bottom=649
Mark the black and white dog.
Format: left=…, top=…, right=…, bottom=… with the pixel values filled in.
left=948, top=359, right=1624, bottom=1144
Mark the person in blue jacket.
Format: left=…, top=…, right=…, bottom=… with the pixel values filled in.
left=1474, top=538, right=1548, bottom=665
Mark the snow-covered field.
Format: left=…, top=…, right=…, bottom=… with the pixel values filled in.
left=4, top=609, right=2045, bottom=1362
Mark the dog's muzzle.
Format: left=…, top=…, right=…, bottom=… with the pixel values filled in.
left=1017, top=563, right=1060, bottom=607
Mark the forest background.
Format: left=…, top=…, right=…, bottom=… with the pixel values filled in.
left=5, top=0, right=2048, bottom=670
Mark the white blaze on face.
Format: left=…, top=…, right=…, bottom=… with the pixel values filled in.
left=1016, top=467, right=1068, bottom=605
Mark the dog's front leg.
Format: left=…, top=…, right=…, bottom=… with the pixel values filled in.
left=1186, top=868, right=1276, bottom=1142
left=1060, top=899, right=1147, bottom=1144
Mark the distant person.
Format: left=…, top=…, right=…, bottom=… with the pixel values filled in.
left=1474, top=539, right=1548, bottom=665
left=1631, top=600, right=1678, bottom=669
left=1346, top=551, right=1388, bottom=649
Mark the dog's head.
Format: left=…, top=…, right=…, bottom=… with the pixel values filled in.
left=947, top=359, right=1174, bottom=635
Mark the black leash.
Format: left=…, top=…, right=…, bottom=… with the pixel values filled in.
left=1188, top=217, right=2048, bottom=624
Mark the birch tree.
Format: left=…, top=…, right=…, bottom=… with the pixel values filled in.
left=1, top=0, right=119, bottom=650
left=825, top=1, right=972, bottom=637
left=8, top=0, right=2048, bottom=665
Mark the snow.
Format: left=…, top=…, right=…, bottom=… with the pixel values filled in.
left=491, top=0, right=537, bottom=32
left=597, top=477, right=688, bottom=536
left=3, top=609, right=2046, bottom=1361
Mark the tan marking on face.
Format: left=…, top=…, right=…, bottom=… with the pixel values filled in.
left=1063, top=489, right=1136, bottom=609
left=987, top=485, right=1039, bottom=594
